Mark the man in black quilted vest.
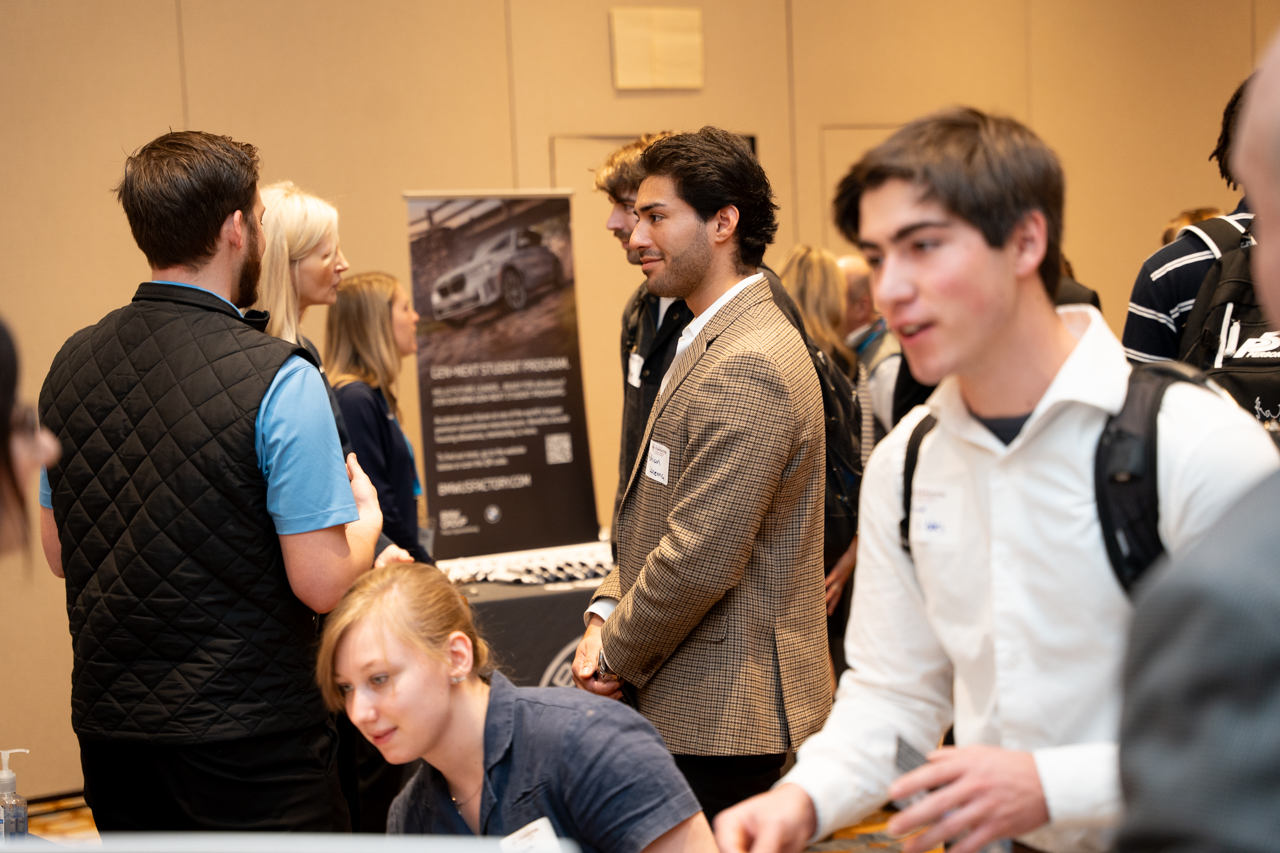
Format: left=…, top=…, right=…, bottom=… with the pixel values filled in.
left=37, top=131, right=384, bottom=831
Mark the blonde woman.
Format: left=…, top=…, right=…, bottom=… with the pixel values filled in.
left=326, top=273, right=430, bottom=563
left=257, top=181, right=349, bottom=346
left=319, top=562, right=714, bottom=852
left=778, top=245, right=856, bottom=376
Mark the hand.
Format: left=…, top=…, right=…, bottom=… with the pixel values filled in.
left=886, top=745, right=1049, bottom=853
left=346, top=453, right=383, bottom=530
left=375, top=543, right=414, bottom=567
left=825, top=537, right=857, bottom=616
left=571, top=615, right=624, bottom=700
left=714, top=783, right=817, bottom=853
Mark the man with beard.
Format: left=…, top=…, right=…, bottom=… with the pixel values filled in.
left=571, top=127, right=832, bottom=821
left=38, top=131, right=383, bottom=831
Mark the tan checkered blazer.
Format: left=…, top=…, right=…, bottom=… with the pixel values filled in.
left=594, top=277, right=832, bottom=756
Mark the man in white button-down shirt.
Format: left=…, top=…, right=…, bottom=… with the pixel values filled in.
left=716, top=108, right=1278, bottom=853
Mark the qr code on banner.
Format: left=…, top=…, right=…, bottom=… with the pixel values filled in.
left=545, top=433, right=573, bottom=465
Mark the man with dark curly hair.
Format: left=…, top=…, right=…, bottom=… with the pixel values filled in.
left=573, top=127, right=832, bottom=820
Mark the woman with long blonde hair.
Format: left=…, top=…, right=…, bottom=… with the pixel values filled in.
left=318, top=562, right=714, bottom=851
left=256, top=181, right=349, bottom=345
left=778, top=244, right=856, bottom=375
left=327, top=272, right=430, bottom=564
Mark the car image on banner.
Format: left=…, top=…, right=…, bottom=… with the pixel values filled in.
left=430, top=227, right=565, bottom=322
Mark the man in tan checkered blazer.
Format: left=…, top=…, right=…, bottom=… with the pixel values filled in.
left=571, top=127, right=832, bottom=820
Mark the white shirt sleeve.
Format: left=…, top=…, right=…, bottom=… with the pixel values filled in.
left=584, top=598, right=618, bottom=626
left=780, top=422, right=954, bottom=840
left=1032, top=743, right=1120, bottom=828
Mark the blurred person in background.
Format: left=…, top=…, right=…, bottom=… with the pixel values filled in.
left=1122, top=77, right=1253, bottom=364
left=1160, top=206, right=1222, bottom=246
left=779, top=245, right=856, bottom=375
left=839, top=253, right=900, bottom=447
left=326, top=272, right=431, bottom=566
left=778, top=245, right=858, bottom=673
left=318, top=562, right=715, bottom=853
left=0, top=318, right=59, bottom=557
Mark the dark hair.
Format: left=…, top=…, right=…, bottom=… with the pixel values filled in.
left=594, top=132, right=673, bottom=199
left=833, top=107, right=1064, bottom=298
left=115, top=131, right=260, bottom=270
left=0, top=319, right=24, bottom=546
left=1210, top=75, right=1253, bottom=190
left=638, top=126, right=778, bottom=268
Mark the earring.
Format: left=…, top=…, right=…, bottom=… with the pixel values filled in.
left=450, top=676, right=464, bottom=684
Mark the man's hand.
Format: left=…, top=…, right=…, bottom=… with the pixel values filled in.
left=825, top=536, right=857, bottom=615
left=886, top=745, right=1049, bottom=853
left=571, top=614, right=624, bottom=699
left=714, top=783, right=817, bottom=853
left=375, top=544, right=414, bottom=567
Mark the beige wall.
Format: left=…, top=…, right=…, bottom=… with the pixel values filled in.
left=1, top=0, right=1273, bottom=797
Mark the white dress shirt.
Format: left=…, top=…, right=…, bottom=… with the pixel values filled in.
left=589, top=272, right=766, bottom=627
left=783, top=306, right=1279, bottom=853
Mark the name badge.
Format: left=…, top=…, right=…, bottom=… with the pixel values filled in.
left=501, top=817, right=560, bottom=853
left=911, top=487, right=960, bottom=548
left=646, top=440, right=670, bottom=485
left=627, top=352, right=644, bottom=388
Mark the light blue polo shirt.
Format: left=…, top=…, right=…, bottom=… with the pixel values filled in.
left=41, top=282, right=357, bottom=535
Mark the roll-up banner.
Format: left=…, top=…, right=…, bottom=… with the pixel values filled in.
left=405, top=190, right=597, bottom=559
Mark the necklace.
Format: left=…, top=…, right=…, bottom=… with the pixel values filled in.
left=451, top=779, right=484, bottom=809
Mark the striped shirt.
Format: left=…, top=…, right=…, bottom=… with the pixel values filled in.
left=1121, top=199, right=1252, bottom=364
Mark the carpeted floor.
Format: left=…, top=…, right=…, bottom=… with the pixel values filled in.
left=28, top=793, right=99, bottom=843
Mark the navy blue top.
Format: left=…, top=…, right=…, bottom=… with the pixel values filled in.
left=1122, top=198, right=1252, bottom=364
left=386, top=672, right=701, bottom=853
left=334, top=380, right=431, bottom=563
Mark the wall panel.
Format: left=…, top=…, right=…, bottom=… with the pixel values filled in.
left=180, top=0, right=513, bottom=468
left=791, top=0, right=1028, bottom=253
left=0, top=0, right=187, bottom=798
left=1030, top=0, right=1254, bottom=333
left=507, top=0, right=795, bottom=259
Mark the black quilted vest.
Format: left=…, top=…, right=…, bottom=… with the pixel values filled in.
left=39, top=283, right=329, bottom=743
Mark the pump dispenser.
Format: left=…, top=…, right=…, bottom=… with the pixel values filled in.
left=0, top=750, right=29, bottom=841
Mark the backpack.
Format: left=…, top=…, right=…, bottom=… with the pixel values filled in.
left=812, top=345, right=862, bottom=573
left=899, top=362, right=1207, bottom=595
left=1177, top=218, right=1280, bottom=431
left=763, top=277, right=863, bottom=574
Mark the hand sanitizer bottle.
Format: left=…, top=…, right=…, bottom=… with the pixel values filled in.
left=0, top=750, right=29, bottom=842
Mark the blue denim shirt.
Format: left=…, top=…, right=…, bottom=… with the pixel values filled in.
left=387, top=672, right=701, bottom=853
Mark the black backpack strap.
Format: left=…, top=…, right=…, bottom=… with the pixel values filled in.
left=899, top=413, right=938, bottom=555
left=1095, top=361, right=1207, bottom=593
left=1181, top=216, right=1250, bottom=258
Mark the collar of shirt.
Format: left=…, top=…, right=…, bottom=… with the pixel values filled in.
left=679, top=272, right=764, bottom=349
left=483, top=670, right=518, bottom=773
left=927, top=304, right=1128, bottom=453
left=151, top=280, right=243, bottom=316
left=659, top=272, right=763, bottom=394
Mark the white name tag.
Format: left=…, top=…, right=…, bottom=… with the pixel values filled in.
left=501, top=817, right=560, bottom=853
left=627, top=352, right=644, bottom=388
left=646, top=440, right=670, bottom=485
left=911, top=487, right=960, bottom=547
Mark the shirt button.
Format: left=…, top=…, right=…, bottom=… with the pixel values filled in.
left=642, top=370, right=650, bottom=377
